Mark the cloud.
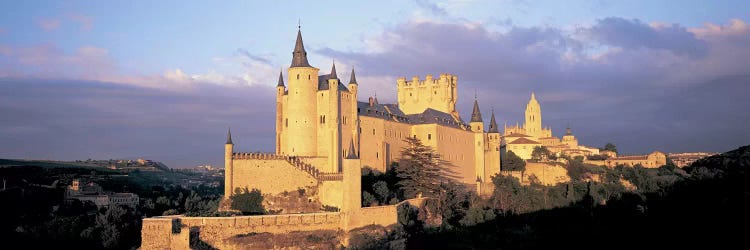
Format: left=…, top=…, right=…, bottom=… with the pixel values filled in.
left=318, top=17, right=750, bottom=155
left=586, top=17, right=708, bottom=58
left=67, top=14, right=94, bottom=32
left=236, top=48, right=272, bottom=64
left=0, top=78, right=277, bottom=167
left=37, top=19, right=61, bottom=31
left=415, top=0, right=449, bottom=17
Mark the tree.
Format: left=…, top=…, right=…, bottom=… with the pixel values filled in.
left=502, top=151, right=526, bottom=172
left=394, top=137, right=459, bottom=199
left=602, top=143, right=618, bottom=153
left=230, top=187, right=265, bottom=215
left=531, top=146, right=552, bottom=161
left=372, top=181, right=390, bottom=204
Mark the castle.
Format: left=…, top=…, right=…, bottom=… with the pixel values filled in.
left=223, top=27, right=503, bottom=209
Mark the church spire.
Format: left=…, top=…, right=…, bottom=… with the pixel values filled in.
left=470, top=98, right=483, bottom=122
left=345, top=139, right=358, bottom=159
left=290, top=28, right=311, bottom=67
left=226, top=127, right=233, bottom=145
left=488, top=108, right=499, bottom=133
left=531, top=92, right=536, bottom=101
left=329, top=60, right=338, bottom=79
left=277, top=70, right=285, bottom=87
left=349, top=68, right=357, bottom=84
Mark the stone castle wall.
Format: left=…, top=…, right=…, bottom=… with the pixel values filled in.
left=141, top=198, right=430, bottom=249
left=230, top=156, right=318, bottom=196
left=141, top=212, right=344, bottom=250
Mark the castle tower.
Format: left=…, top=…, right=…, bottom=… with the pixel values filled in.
left=275, top=70, right=285, bottom=154
left=396, top=73, right=458, bottom=115
left=483, top=109, right=501, bottom=195
left=347, top=68, right=359, bottom=156
left=342, top=139, right=361, bottom=212
left=469, top=98, right=484, bottom=132
left=283, top=28, right=320, bottom=156
left=224, top=128, right=234, bottom=198
left=524, top=92, right=542, bottom=138
left=469, top=98, right=486, bottom=184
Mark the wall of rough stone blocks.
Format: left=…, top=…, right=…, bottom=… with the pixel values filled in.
left=318, top=180, right=343, bottom=209
left=524, top=162, right=570, bottom=186
left=231, top=158, right=318, bottom=195
left=141, top=212, right=344, bottom=250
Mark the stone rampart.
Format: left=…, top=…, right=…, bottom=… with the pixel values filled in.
left=141, top=212, right=343, bottom=249
left=141, top=198, right=432, bottom=249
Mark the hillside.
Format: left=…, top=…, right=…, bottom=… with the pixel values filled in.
left=406, top=145, right=750, bottom=249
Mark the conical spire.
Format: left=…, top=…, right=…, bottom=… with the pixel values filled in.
left=290, top=29, right=311, bottom=67
left=329, top=61, right=338, bottom=79
left=277, top=70, right=285, bottom=87
left=470, top=98, right=483, bottom=122
left=489, top=109, right=499, bottom=133
left=226, top=128, right=233, bottom=145
left=531, top=92, right=536, bottom=100
left=349, top=68, right=357, bottom=84
left=345, top=139, right=358, bottom=159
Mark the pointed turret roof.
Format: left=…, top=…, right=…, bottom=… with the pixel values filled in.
left=488, top=109, right=499, bottom=133
left=277, top=70, right=285, bottom=87
left=345, top=139, right=358, bottom=159
left=329, top=61, right=338, bottom=79
left=349, top=68, right=357, bottom=84
left=290, top=29, right=311, bottom=67
left=226, top=128, right=233, bottom=145
left=470, top=99, right=483, bottom=122
left=531, top=92, right=536, bottom=100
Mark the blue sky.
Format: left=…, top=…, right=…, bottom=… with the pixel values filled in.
left=1, top=0, right=749, bottom=167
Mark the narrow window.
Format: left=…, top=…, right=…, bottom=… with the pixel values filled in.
left=297, top=74, right=299, bottom=80
left=428, top=134, right=432, bottom=140
left=285, top=118, right=288, bottom=127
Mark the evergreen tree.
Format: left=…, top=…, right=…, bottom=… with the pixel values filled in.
left=502, top=150, right=526, bottom=172
left=531, top=146, right=552, bottom=161
left=395, top=137, right=459, bottom=199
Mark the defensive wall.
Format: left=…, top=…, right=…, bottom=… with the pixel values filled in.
left=141, top=198, right=429, bottom=249
left=501, top=162, right=570, bottom=186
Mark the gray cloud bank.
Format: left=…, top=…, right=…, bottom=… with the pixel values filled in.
left=320, top=17, right=750, bottom=155
left=0, top=78, right=276, bottom=167
left=1, top=17, right=749, bottom=167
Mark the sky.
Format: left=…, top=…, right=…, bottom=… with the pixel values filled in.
left=1, top=0, right=749, bottom=168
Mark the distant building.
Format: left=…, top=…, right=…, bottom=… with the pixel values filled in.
left=605, top=151, right=667, bottom=168
left=668, top=152, right=716, bottom=168
left=65, top=179, right=139, bottom=208
left=500, top=95, right=599, bottom=161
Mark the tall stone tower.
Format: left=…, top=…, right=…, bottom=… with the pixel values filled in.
left=524, top=92, right=542, bottom=138
left=275, top=70, right=285, bottom=154
left=282, top=28, right=320, bottom=156
left=396, top=74, right=458, bottom=116
left=469, top=98, right=485, bottom=184
left=224, top=128, right=234, bottom=198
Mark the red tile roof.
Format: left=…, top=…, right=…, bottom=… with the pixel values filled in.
left=508, top=137, right=541, bottom=144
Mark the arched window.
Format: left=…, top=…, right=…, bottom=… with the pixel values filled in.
left=297, top=74, right=299, bottom=80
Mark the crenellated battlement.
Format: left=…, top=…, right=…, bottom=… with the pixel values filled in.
left=396, top=73, right=458, bottom=87
left=396, top=73, right=459, bottom=115
left=232, top=152, right=343, bottom=181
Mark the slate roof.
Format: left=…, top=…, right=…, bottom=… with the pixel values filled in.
left=318, top=74, right=350, bottom=91
left=357, top=101, right=469, bottom=130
